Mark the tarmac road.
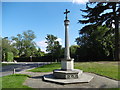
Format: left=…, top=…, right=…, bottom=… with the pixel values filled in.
left=0, top=62, right=51, bottom=77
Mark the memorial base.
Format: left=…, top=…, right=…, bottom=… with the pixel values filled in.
left=43, top=58, right=94, bottom=84
left=43, top=72, right=93, bottom=84
left=61, top=58, right=74, bottom=70
left=53, top=69, right=83, bottom=79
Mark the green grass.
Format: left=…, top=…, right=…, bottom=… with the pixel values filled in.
left=1, top=74, right=32, bottom=88
left=29, top=62, right=119, bottom=80
left=99, top=88, right=119, bottom=90
left=74, top=62, right=119, bottom=80
left=28, top=63, right=60, bottom=72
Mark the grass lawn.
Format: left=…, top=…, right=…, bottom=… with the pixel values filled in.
left=74, top=62, right=119, bottom=80
left=29, top=62, right=119, bottom=80
left=29, top=63, right=61, bottom=72
left=1, top=74, right=32, bottom=89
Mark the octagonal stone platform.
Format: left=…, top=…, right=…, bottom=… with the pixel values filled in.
left=43, top=72, right=94, bottom=84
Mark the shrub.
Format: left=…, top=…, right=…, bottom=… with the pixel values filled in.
left=5, top=52, right=14, bottom=62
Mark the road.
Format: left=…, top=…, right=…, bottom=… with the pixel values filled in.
left=0, top=62, right=51, bottom=77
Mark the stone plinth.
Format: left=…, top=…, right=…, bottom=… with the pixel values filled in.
left=53, top=69, right=83, bottom=79
left=61, top=59, right=74, bottom=70
left=43, top=73, right=94, bottom=84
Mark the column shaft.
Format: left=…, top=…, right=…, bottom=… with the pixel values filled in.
left=64, top=20, right=70, bottom=60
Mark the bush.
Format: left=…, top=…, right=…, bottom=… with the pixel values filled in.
left=5, top=52, right=14, bottom=62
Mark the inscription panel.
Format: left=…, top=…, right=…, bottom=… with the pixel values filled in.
left=54, top=72, right=79, bottom=79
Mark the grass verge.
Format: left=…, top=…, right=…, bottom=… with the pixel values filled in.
left=28, top=62, right=119, bottom=80
left=28, top=63, right=60, bottom=72
left=1, top=74, right=32, bottom=88
left=74, top=62, right=119, bottom=80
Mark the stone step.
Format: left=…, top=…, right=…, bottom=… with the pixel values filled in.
left=53, top=69, right=83, bottom=79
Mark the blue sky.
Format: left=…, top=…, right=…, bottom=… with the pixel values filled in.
left=2, top=2, right=87, bottom=52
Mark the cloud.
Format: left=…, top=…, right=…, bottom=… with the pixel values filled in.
left=56, top=38, right=63, bottom=46
left=36, top=38, right=63, bottom=52
left=72, top=0, right=88, bottom=4
left=36, top=40, right=47, bottom=52
left=10, top=40, right=16, bottom=45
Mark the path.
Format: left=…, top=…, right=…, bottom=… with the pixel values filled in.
left=18, top=70, right=119, bottom=88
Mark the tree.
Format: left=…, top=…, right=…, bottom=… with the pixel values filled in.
left=76, top=26, right=114, bottom=61
left=11, top=34, right=23, bottom=56
left=12, top=30, right=38, bottom=57
left=34, top=48, right=45, bottom=57
left=45, top=34, right=62, bottom=60
left=78, top=2, right=120, bottom=60
left=70, top=45, right=80, bottom=58
left=0, top=37, right=2, bottom=61
left=2, top=37, right=18, bottom=61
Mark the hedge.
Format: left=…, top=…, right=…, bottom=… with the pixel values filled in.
left=14, top=56, right=53, bottom=62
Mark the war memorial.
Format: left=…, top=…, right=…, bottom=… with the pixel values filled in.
left=43, top=9, right=94, bottom=84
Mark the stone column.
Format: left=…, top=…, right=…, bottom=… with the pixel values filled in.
left=61, top=19, right=74, bottom=71
left=61, top=12, right=74, bottom=71
left=64, top=20, right=70, bottom=60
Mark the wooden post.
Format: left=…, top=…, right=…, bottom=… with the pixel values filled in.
left=13, top=68, right=15, bottom=74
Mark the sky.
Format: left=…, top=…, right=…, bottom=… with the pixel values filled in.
left=2, top=1, right=88, bottom=52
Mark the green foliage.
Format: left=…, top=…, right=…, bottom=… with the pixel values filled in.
left=76, top=26, right=114, bottom=60
left=11, top=30, right=44, bottom=57
left=76, top=2, right=120, bottom=60
left=45, top=34, right=57, bottom=53
left=34, top=48, right=45, bottom=57
left=2, top=30, right=45, bottom=59
left=5, top=52, right=14, bottom=62
left=70, top=45, right=80, bottom=58
left=2, top=37, right=18, bottom=60
left=1, top=74, right=31, bottom=88
left=45, top=34, right=62, bottom=60
left=12, top=30, right=36, bottom=57
left=79, top=2, right=119, bottom=27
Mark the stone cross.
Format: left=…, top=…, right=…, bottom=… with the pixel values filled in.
left=64, top=9, right=70, bottom=60
left=64, top=9, right=70, bottom=20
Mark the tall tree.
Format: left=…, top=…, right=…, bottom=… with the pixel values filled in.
left=11, top=34, right=23, bottom=56
left=12, top=30, right=37, bottom=57
left=70, top=45, right=80, bottom=58
left=78, top=2, right=120, bottom=60
left=2, top=37, right=18, bottom=60
left=45, top=34, right=62, bottom=60
left=76, top=26, right=114, bottom=60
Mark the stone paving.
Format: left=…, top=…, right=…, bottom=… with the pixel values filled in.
left=17, top=70, right=119, bottom=88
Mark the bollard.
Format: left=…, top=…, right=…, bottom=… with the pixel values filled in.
left=37, top=63, right=39, bottom=67
left=13, top=68, right=15, bottom=74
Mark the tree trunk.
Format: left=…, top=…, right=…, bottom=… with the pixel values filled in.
left=113, top=3, right=120, bottom=61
